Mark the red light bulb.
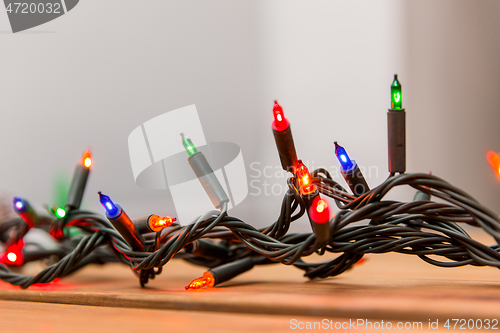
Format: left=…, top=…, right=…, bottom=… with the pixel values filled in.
left=308, top=196, right=331, bottom=224
left=296, top=160, right=316, bottom=195
left=316, top=199, right=327, bottom=213
left=272, top=100, right=290, bottom=131
left=1, top=239, right=24, bottom=266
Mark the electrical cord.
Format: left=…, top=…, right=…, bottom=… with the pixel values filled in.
left=0, top=171, right=499, bottom=289
left=1, top=81, right=499, bottom=289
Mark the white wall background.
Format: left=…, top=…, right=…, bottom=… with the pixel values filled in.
left=0, top=1, right=499, bottom=231
left=404, top=0, right=500, bottom=216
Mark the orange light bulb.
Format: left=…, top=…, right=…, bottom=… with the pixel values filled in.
left=487, top=150, right=500, bottom=179
left=148, top=215, right=176, bottom=232
left=296, top=160, right=316, bottom=195
left=185, top=271, right=215, bottom=290
left=82, top=150, right=92, bottom=168
left=354, top=257, right=368, bottom=266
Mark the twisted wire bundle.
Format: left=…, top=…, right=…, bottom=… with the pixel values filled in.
left=1, top=171, right=499, bottom=289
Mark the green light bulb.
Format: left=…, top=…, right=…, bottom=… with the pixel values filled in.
left=55, top=207, right=66, bottom=218
left=391, top=74, right=402, bottom=109
left=49, top=205, right=66, bottom=218
left=181, top=133, right=198, bottom=156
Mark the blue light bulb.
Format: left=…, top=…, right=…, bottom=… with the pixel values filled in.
left=334, top=142, right=355, bottom=171
left=98, top=192, right=120, bottom=218
left=13, top=197, right=28, bottom=213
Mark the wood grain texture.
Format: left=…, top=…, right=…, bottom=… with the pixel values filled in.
left=0, top=300, right=312, bottom=333
left=0, top=300, right=451, bottom=333
left=0, top=247, right=499, bottom=323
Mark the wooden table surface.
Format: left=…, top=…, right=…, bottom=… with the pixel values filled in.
left=0, top=236, right=499, bottom=332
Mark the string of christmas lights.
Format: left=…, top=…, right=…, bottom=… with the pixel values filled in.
left=1, top=75, right=499, bottom=290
